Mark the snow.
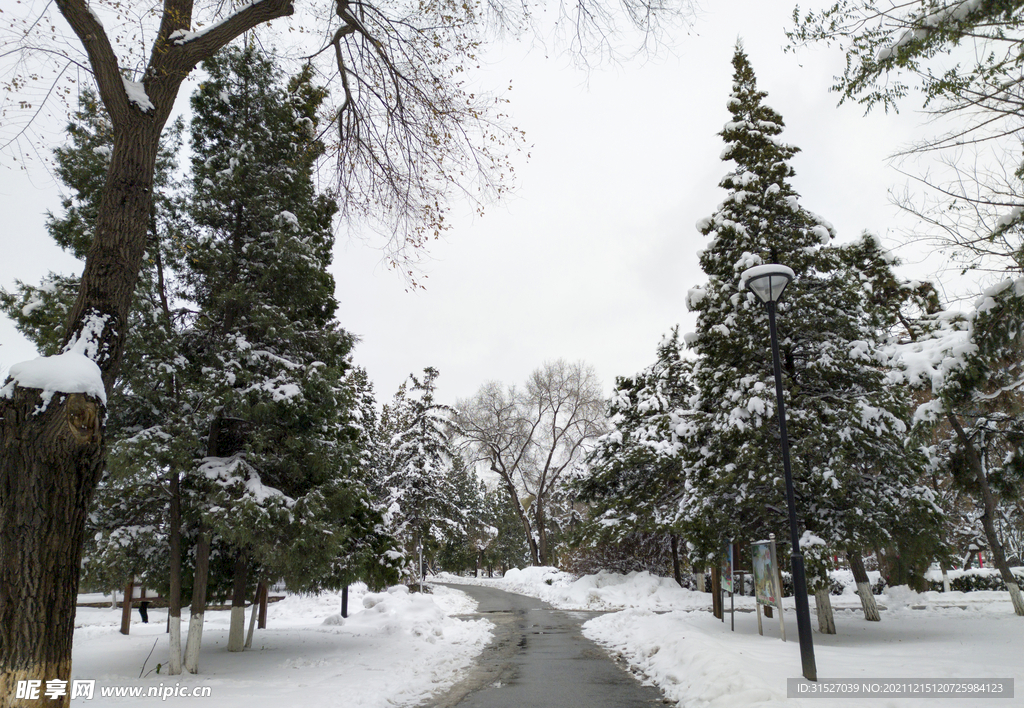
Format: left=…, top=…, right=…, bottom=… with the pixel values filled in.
left=2, top=351, right=106, bottom=407
left=70, top=584, right=490, bottom=707
left=810, top=224, right=831, bottom=244
left=687, top=286, right=708, bottom=310
left=199, top=455, right=296, bottom=507
left=440, top=568, right=1024, bottom=707
left=740, top=263, right=796, bottom=283
left=122, top=78, right=155, bottom=113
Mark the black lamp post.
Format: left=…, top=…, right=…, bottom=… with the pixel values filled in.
left=741, top=263, right=817, bottom=682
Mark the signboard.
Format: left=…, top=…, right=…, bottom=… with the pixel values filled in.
left=721, top=541, right=735, bottom=594
left=752, top=536, right=786, bottom=641
left=752, top=541, right=777, bottom=606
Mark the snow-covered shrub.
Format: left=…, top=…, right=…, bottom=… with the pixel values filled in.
left=927, top=567, right=1024, bottom=593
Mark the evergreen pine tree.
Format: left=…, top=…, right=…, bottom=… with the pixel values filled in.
left=577, top=329, right=693, bottom=542
left=177, top=43, right=396, bottom=661
left=680, top=45, right=942, bottom=630
left=381, top=367, right=465, bottom=576
left=891, top=277, right=1024, bottom=615
left=437, top=455, right=491, bottom=574
left=480, top=486, right=532, bottom=572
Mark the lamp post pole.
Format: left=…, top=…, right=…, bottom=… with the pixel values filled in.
left=765, top=297, right=817, bottom=682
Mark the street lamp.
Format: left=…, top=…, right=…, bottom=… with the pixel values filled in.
left=741, top=263, right=817, bottom=682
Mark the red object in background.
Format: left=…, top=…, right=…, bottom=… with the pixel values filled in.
left=979, top=552, right=984, bottom=568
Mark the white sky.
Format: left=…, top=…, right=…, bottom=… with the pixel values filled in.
left=0, top=0, right=959, bottom=407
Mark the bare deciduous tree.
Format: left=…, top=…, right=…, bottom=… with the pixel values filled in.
left=458, top=360, right=605, bottom=566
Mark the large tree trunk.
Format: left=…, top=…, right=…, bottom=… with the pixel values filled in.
left=1, top=112, right=163, bottom=708
left=167, top=470, right=183, bottom=674
left=0, top=389, right=104, bottom=708
left=848, top=551, right=880, bottom=622
left=0, top=2, right=299, bottom=703
left=948, top=413, right=1024, bottom=616
left=183, top=532, right=211, bottom=673
left=227, top=552, right=249, bottom=652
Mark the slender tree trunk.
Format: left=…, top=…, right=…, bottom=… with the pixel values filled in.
left=184, top=532, right=211, bottom=673
left=940, top=560, right=952, bottom=593
left=227, top=552, right=248, bottom=652
left=168, top=470, right=183, bottom=674
left=814, top=588, right=836, bottom=634
left=670, top=535, right=684, bottom=587
left=0, top=388, right=104, bottom=708
left=258, top=582, right=268, bottom=629
left=710, top=566, right=722, bottom=619
left=494, top=469, right=539, bottom=566
left=120, top=580, right=134, bottom=635
left=848, top=551, right=880, bottom=621
left=534, top=502, right=548, bottom=567
left=245, top=582, right=261, bottom=649
left=948, top=413, right=1024, bottom=616
left=963, top=551, right=974, bottom=570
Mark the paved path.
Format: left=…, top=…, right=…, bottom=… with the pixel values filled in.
left=427, top=583, right=666, bottom=708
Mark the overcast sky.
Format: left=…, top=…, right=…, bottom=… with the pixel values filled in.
left=0, top=0, right=956, bottom=407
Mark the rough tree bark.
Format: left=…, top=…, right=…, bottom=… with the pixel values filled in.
left=848, top=551, right=880, bottom=621
left=0, top=390, right=104, bottom=708
left=814, top=588, right=836, bottom=634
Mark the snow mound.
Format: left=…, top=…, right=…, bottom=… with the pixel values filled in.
left=585, top=609, right=789, bottom=707
left=444, top=568, right=710, bottom=612
left=349, top=586, right=451, bottom=642
left=3, top=351, right=107, bottom=407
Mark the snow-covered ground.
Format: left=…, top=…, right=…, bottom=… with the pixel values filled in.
left=439, top=568, right=1024, bottom=707
left=70, top=584, right=490, bottom=706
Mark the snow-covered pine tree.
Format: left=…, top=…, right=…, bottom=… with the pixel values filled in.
left=275, top=365, right=402, bottom=594
left=381, top=367, right=465, bottom=577
left=891, top=277, right=1024, bottom=615
left=575, top=329, right=693, bottom=571
left=437, top=454, right=492, bottom=574
left=178, top=43, right=390, bottom=662
left=680, top=44, right=942, bottom=631
left=480, top=486, right=532, bottom=572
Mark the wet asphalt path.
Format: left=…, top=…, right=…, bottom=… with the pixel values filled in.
left=426, top=583, right=667, bottom=708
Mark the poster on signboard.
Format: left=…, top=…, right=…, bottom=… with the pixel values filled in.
left=721, top=541, right=734, bottom=594
left=752, top=541, right=776, bottom=606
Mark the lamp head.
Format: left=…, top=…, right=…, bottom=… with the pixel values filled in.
left=741, top=264, right=795, bottom=304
